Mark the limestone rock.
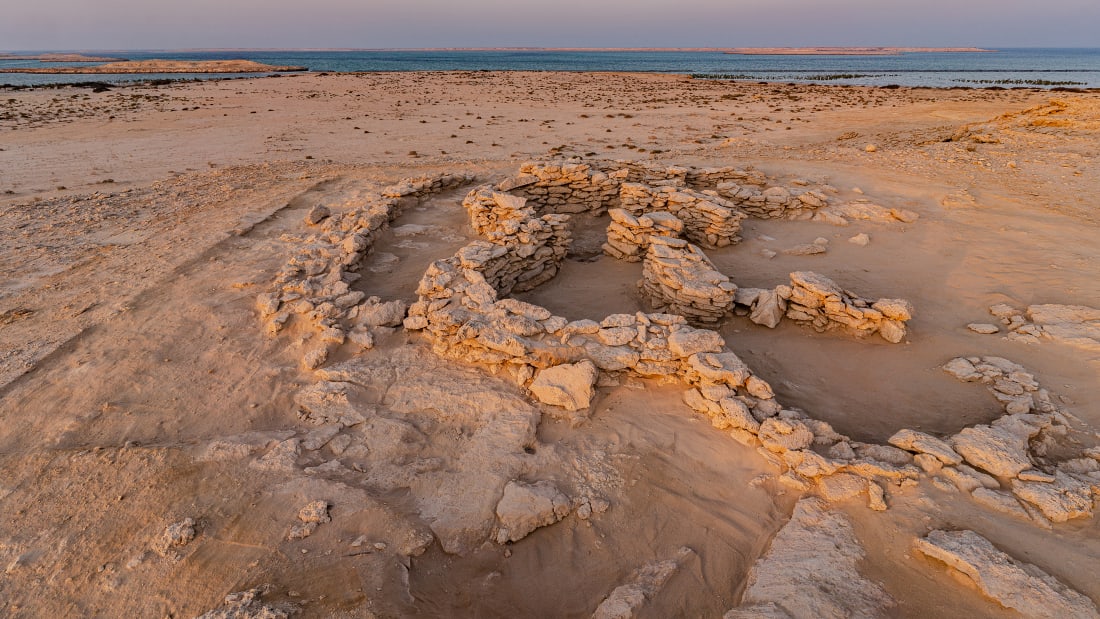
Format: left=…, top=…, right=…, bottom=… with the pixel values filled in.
left=727, top=498, right=894, bottom=618
left=592, top=547, right=696, bottom=619
left=305, top=205, right=330, bottom=225
left=494, top=480, right=571, bottom=544
left=914, top=530, right=1098, bottom=618
left=529, top=360, right=599, bottom=411
left=153, top=518, right=196, bottom=557
left=968, top=323, right=1000, bottom=334
left=759, top=418, right=814, bottom=453
left=888, top=429, right=962, bottom=465
left=749, top=289, right=786, bottom=329
left=942, top=357, right=982, bottom=382
left=1011, top=473, right=1095, bottom=523
left=196, top=586, right=293, bottom=619
left=951, top=425, right=1031, bottom=478
left=667, top=328, right=724, bottom=357
left=357, top=299, right=408, bottom=328
left=878, top=319, right=906, bottom=343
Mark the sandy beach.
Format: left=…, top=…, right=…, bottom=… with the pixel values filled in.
left=1, top=71, right=1099, bottom=618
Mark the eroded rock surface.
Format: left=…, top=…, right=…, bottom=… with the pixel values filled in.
left=494, top=480, right=572, bottom=544
left=914, top=530, right=1098, bottom=618
left=725, top=498, right=894, bottom=618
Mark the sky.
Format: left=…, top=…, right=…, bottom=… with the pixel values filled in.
left=3, top=0, right=1099, bottom=51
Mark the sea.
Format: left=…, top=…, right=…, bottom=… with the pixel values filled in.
left=2, top=48, right=1099, bottom=89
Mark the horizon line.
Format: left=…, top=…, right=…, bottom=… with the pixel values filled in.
left=5, top=45, right=1100, bottom=55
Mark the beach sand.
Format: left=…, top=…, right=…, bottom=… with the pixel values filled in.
left=1, top=72, right=1099, bottom=617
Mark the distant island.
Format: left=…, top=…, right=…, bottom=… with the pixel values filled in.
left=0, top=53, right=127, bottom=62
left=0, top=59, right=308, bottom=74
left=724, top=47, right=993, bottom=55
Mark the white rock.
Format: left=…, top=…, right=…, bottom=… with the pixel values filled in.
left=529, top=360, right=599, bottom=411
left=494, top=480, right=571, bottom=544
left=914, top=530, right=1098, bottom=618
left=726, top=498, right=894, bottom=618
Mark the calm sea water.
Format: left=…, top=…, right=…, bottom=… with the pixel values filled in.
left=2, top=49, right=1099, bottom=88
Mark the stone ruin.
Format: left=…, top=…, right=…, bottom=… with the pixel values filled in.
left=257, top=157, right=1099, bottom=542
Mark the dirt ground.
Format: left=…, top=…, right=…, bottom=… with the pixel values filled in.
left=1, top=72, right=1098, bottom=617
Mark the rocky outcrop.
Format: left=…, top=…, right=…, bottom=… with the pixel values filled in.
left=985, top=302, right=1100, bottom=351
left=529, top=360, right=599, bottom=410
left=196, top=586, right=294, bottom=619
left=934, top=356, right=1098, bottom=525
left=814, top=200, right=919, bottom=226
left=914, top=530, right=1098, bottom=618
left=725, top=498, right=895, bottom=618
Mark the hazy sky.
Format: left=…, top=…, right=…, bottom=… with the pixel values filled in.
left=3, top=0, right=1099, bottom=51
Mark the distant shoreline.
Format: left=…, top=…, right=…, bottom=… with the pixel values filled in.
left=3, top=47, right=999, bottom=55
left=0, top=59, right=307, bottom=74
left=724, top=47, right=992, bottom=55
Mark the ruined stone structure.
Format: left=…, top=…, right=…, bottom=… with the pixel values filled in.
left=782, top=271, right=915, bottom=343
left=260, top=158, right=1098, bottom=537
left=641, top=238, right=737, bottom=326
left=498, top=161, right=626, bottom=214
left=258, top=173, right=474, bottom=369
left=602, top=208, right=684, bottom=262
left=618, top=182, right=746, bottom=249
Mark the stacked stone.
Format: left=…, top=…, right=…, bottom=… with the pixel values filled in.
left=499, top=160, right=627, bottom=214
left=462, top=185, right=536, bottom=236
left=614, top=160, right=689, bottom=186
left=407, top=266, right=780, bottom=401
left=618, top=182, right=746, bottom=249
left=257, top=173, right=473, bottom=369
left=781, top=271, right=913, bottom=343
left=714, top=183, right=829, bottom=219
left=679, top=348, right=924, bottom=509
left=602, top=208, right=685, bottom=262
left=640, top=240, right=737, bottom=326
left=685, top=166, right=768, bottom=189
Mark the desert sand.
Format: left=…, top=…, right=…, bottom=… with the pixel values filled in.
left=1, top=72, right=1099, bottom=618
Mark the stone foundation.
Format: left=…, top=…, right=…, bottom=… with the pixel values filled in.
left=602, top=208, right=684, bottom=262
left=258, top=173, right=474, bottom=368
left=641, top=239, right=737, bottom=326
left=618, top=182, right=746, bottom=249
left=782, top=271, right=914, bottom=343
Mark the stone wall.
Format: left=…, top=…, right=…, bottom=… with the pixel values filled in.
left=715, top=183, right=829, bottom=219
left=781, top=271, right=914, bottom=343
left=497, top=161, right=626, bottom=214
left=641, top=239, right=737, bottom=326
left=257, top=173, right=474, bottom=368
left=618, top=182, right=746, bottom=249
left=602, top=208, right=684, bottom=262
left=463, top=185, right=535, bottom=237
